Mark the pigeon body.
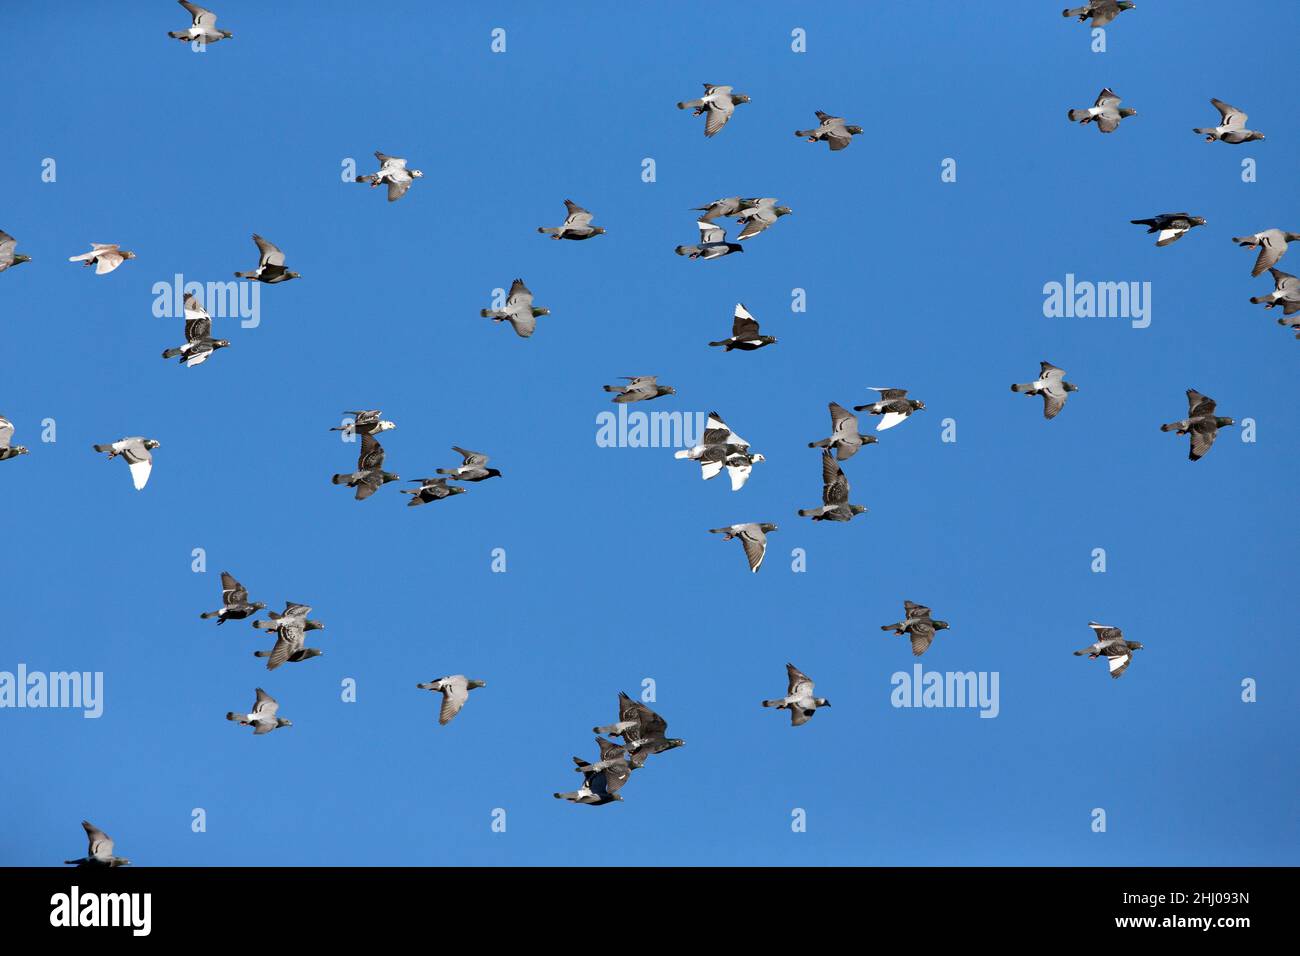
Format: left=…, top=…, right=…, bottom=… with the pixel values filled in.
left=798, top=450, right=867, bottom=521
left=794, top=111, right=863, bottom=151
left=331, top=433, right=399, bottom=499
left=1067, top=88, right=1136, bottom=133
left=255, top=608, right=323, bottom=671
left=1160, top=389, right=1234, bottom=461
left=68, top=243, right=136, bottom=275
left=226, top=688, right=292, bottom=734
left=416, top=675, right=486, bottom=726
left=734, top=197, right=793, bottom=240
left=354, top=151, right=423, bottom=202
left=329, top=409, right=396, bottom=436
left=401, top=477, right=466, bottom=506
left=1073, top=622, right=1143, bottom=679
left=692, top=197, right=749, bottom=222
left=1251, top=268, right=1300, bottom=321
left=93, top=437, right=160, bottom=490
left=1062, top=1, right=1136, bottom=28
left=555, top=758, right=629, bottom=805
left=853, top=388, right=926, bottom=431
left=168, top=1, right=232, bottom=44
left=1130, top=213, right=1207, bottom=247
left=1232, top=229, right=1300, bottom=277
left=436, top=447, right=501, bottom=482
left=1010, top=362, right=1079, bottom=419
left=675, top=221, right=744, bottom=259
left=252, top=602, right=324, bottom=634
left=674, top=411, right=765, bottom=491
left=603, top=375, right=676, bottom=404
left=880, top=601, right=951, bottom=657
left=808, top=402, right=877, bottom=460
left=1194, top=99, right=1265, bottom=144
left=708, top=522, right=778, bottom=573
left=0, top=230, right=30, bottom=272
left=64, top=821, right=131, bottom=867
left=592, top=692, right=684, bottom=768
left=200, top=572, right=266, bottom=625
left=481, top=278, right=549, bottom=338
left=761, top=663, right=830, bottom=726
left=709, top=303, right=776, bottom=351
left=538, top=199, right=605, bottom=240
left=161, top=294, right=229, bottom=366
left=235, top=234, right=299, bottom=283
left=676, top=83, right=750, bottom=138
left=0, top=415, right=29, bottom=462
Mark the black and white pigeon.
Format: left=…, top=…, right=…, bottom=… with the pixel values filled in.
left=692, top=197, right=749, bottom=222
left=880, top=601, right=951, bottom=657
left=1161, top=389, right=1234, bottom=461
left=794, top=111, right=863, bottom=151
left=854, top=388, right=926, bottom=431
left=762, top=663, right=831, bottom=726
left=538, top=199, right=605, bottom=240
left=200, top=572, right=266, bottom=625
left=1250, top=268, right=1300, bottom=316
left=332, top=433, right=399, bottom=499
left=1068, top=88, right=1137, bottom=133
left=1232, top=229, right=1300, bottom=277
left=798, top=450, right=867, bottom=521
left=93, top=437, right=160, bottom=490
left=1194, top=99, right=1265, bottom=144
left=593, top=692, right=684, bottom=768
left=401, top=477, right=466, bottom=507
left=481, top=278, right=549, bottom=338
left=0, top=415, right=29, bottom=462
left=1062, top=1, right=1136, bottom=27
left=235, top=234, right=300, bottom=283
left=354, top=151, right=423, bottom=202
left=676, top=83, right=750, bottom=138
left=709, top=303, right=777, bottom=351
left=168, top=1, right=232, bottom=44
left=675, top=220, right=745, bottom=260
left=602, top=376, right=677, bottom=403
left=254, top=611, right=322, bottom=671
left=734, top=197, right=793, bottom=240
left=1073, top=622, right=1143, bottom=679
left=554, top=758, right=630, bottom=806
left=1011, top=362, right=1079, bottom=420
left=252, top=602, right=324, bottom=634
left=69, top=243, right=136, bottom=275
left=0, top=230, right=30, bottom=272
left=226, top=688, right=292, bottom=735
left=675, top=411, right=765, bottom=491
left=436, top=447, right=501, bottom=482
left=64, top=821, right=131, bottom=867
left=1130, top=213, right=1208, bottom=247
left=329, top=409, right=395, bottom=436
left=708, top=522, right=778, bottom=573
left=161, top=293, right=229, bottom=367
left=808, top=402, right=877, bottom=460
left=416, top=675, right=487, bottom=726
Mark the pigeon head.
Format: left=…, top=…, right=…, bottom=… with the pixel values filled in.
left=733, top=94, right=751, bottom=104
left=381, top=471, right=400, bottom=484
left=759, top=522, right=778, bottom=533
left=286, top=271, right=302, bottom=280
left=1127, top=642, right=1144, bottom=651
left=449, top=485, right=467, bottom=495
left=411, top=169, right=425, bottom=179
left=816, top=698, right=831, bottom=708
left=12, top=254, right=30, bottom=266
left=847, top=125, right=864, bottom=135
left=468, top=680, right=487, bottom=689
left=775, top=206, right=793, bottom=217
left=275, top=718, right=293, bottom=729
left=849, top=505, right=868, bottom=516
left=485, top=467, right=503, bottom=478
left=1066, top=383, right=1081, bottom=393
left=251, top=601, right=267, bottom=612
left=214, top=339, right=232, bottom=349
left=910, top=400, right=926, bottom=411
left=122, top=251, right=137, bottom=260
left=377, top=420, right=397, bottom=432
left=9, top=445, right=29, bottom=456
left=592, top=227, right=607, bottom=236
left=1118, top=1, right=1136, bottom=8
left=302, top=649, right=324, bottom=660
left=751, top=453, right=766, bottom=463
left=1215, top=417, right=1236, bottom=428
left=531, top=306, right=550, bottom=317
left=663, top=738, right=686, bottom=751
left=933, top=620, right=951, bottom=631
left=1191, top=217, right=1208, bottom=227
left=1119, top=108, right=1138, bottom=118
left=144, top=439, right=161, bottom=450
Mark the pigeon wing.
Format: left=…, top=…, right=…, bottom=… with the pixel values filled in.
left=1210, top=98, right=1247, bottom=129
left=252, top=234, right=285, bottom=268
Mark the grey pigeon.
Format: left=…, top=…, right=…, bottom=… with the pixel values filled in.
left=254, top=611, right=322, bottom=671
left=226, top=688, right=292, bottom=735
left=329, top=409, right=395, bottom=436
left=762, top=663, right=831, bottom=726
left=0, top=415, right=29, bottom=462
left=1073, top=622, right=1143, bottom=679
left=571, top=737, right=628, bottom=775
left=1011, top=362, right=1079, bottom=419
left=708, top=522, right=778, bottom=573
left=854, top=387, right=926, bottom=431
left=64, top=821, right=131, bottom=867
left=1161, top=389, right=1234, bottom=461
left=161, top=293, right=229, bottom=367
left=0, top=230, right=30, bottom=272
left=235, top=234, right=300, bottom=283
left=1250, top=268, right=1300, bottom=317
left=168, top=1, right=232, bottom=44
left=401, top=477, right=466, bottom=507
left=674, top=411, right=765, bottom=491
left=1194, top=99, right=1265, bottom=144
left=1062, top=1, right=1136, bottom=27
left=481, top=278, right=549, bottom=338
left=794, top=111, right=863, bottom=151
left=554, top=757, right=630, bottom=806
left=436, top=447, right=501, bottom=482
left=675, top=220, right=744, bottom=260
left=734, top=197, right=793, bottom=240
left=709, top=302, right=777, bottom=351
left=592, top=692, right=684, bottom=768
left=252, top=602, right=324, bottom=634
left=331, top=433, right=399, bottom=499
left=1130, top=213, right=1207, bottom=247
left=416, top=675, right=486, bottom=726
left=538, top=199, right=605, bottom=240
left=200, top=572, right=266, bottom=625
left=798, top=450, right=867, bottom=521
left=1232, top=229, right=1300, bottom=277
left=68, top=243, right=136, bottom=275
left=692, top=197, right=749, bottom=222
left=354, top=151, right=423, bottom=202
left=880, top=600, right=951, bottom=657
left=808, top=402, right=877, bottom=460
left=602, top=375, right=676, bottom=404
left=676, top=83, right=750, bottom=138
left=1067, top=88, right=1136, bottom=133
left=93, top=437, right=160, bottom=490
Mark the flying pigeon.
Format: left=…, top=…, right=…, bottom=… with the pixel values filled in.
left=93, top=437, right=160, bottom=490
left=708, top=522, right=778, bottom=573
left=1011, top=362, right=1079, bottom=419
left=1067, top=88, right=1136, bottom=133
left=709, top=303, right=776, bottom=351
left=880, top=601, right=951, bottom=657
left=161, top=293, right=229, bottom=367
left=68, top=243, right=136, bottom=275
left=1250, top=268, right=1300, bottom=316
left=1194, top=99, right=1265, bottom=144
left=734, top=197, right=793, bottom=240
left=572, top=737, right=628, bottom=775
left=416, top=675, right=487, bottom=726
left=226, top=688, right=293, bottom=735
left=235, top=234, right=300, bottom=283
left=253, top=606, right=322, bottom=671
left=602, top=376, right=676, bottom=404
left=854, top=388, right=926, bottom=431
left=554, top=758, right=630, bottom=806
left=329, top=409, right=395, bottom=436
left=794, top=111, right=863, bottom=151
left=675, top=411, right=765, bottom=490
left=168, top=1, right=232, bottom=44
left=332, top=433, right=399, bottom=500
left=200, top=572, right=266, bottom=625
left=1232, top=229, right=1300, bottom=277
left=676, top=83, right=750, bottom=138
left=1161, top=389, right=1234, bottom=461
left=1074, top=622, right=1143, bottom=679
left=762, top=663, right=831, bottom=726
left=808, top=402, right=877, bottom=460
left=401, top=477, right=466, bottom=507
left=675, top=221, right=744, bottom=260
left=0, top=416, right=29, bottom=462
left=354, top=151, right=423, bottom=202
left=538, top=199, right=605, bottom=240
left=436, top=447, right=501, bottom=482
left=0, top=230, right=30, bottom=272
left=798, top=450, right=867, bottom=521
left=64, top=821, right=131, bottom=867
left=692, top=197, right=750, bottom=222
left=252, top=602, right=324, bottom=634
left=1130, top=213, right=1208, bottom=247
left=481, top=278, right=549, bottom=338
left=1062, top=1, right=1136, bottom=27
left=593, top=692, right=684, bottom=768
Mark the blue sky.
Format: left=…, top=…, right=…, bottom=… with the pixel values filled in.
left=1, top=1, right=1296, bottom=866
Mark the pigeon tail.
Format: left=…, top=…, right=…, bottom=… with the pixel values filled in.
left=331, top=473, right=349, bottom=484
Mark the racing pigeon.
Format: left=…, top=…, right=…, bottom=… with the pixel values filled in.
left=1073, top=622, right=1143, bottom=679
left=1161, top=389, right=1235, bottom=461
left=481, top=278, right=549, bottom=338
left=1011, top=362, right=1079, bottom=419
left=416, top=675, right=487, bottom=726
left=676, top=83, right=750, bottom=138
left=93, top=437, right=160, bottom=490
left=762, top=663, right=831, bottom=726
left=226, top=688, right=292, bottom=735
left=709, top=303, right=777, bottom=351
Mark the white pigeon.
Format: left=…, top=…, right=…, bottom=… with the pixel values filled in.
left=68, top=243, right=136, bottom=275
left=674, top=412, right=765, bottom=490
left=168, top=1, right=233, bottom=45
left=355, top=151, right=424, bottom=202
